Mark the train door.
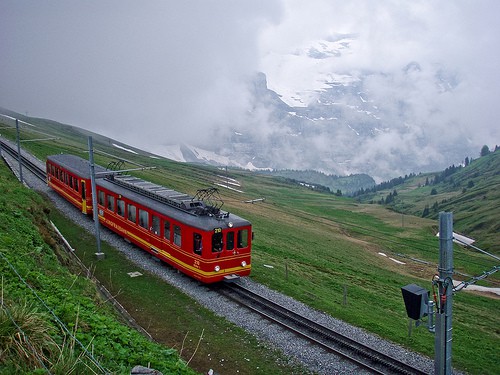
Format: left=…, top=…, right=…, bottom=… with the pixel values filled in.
left=81, top=180, right=87, bottom=214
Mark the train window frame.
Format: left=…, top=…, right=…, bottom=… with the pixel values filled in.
left=164, top=220, right=171, bottom=242
left=138, top=209, right=149, bottom=229
left=237, top=229, right=248, bottom=248
left=107, top=195, right=115, bottom=212
left=98, top=191, right=105, bottom=206
left=212, top=230, right=223, bottom=253
left=152, top=215, right=160, bottom=236
left=193, top=233, right=202, bottom=255
left=226, top=232, right=234, bottom=251
left=117, top=199, right=125, bottom=217
left=173, top=225, right=182, bottom=247
left=127, top=204, right=137, bottom=224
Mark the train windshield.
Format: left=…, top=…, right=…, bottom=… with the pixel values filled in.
left=212, top=230, right=223, bottom=252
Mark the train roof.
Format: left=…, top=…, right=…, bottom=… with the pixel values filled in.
left=47, top=154, right=107, bottom=179
left=98, top=178, right=249, bottom=231
left=47, top=154, right=251, bottom=231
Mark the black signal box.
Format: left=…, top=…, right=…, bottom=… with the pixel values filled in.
left=401, top=284, right=429, bottom=320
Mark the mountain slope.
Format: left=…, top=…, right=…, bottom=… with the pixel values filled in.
left=355, top=149, right=500, bottom=253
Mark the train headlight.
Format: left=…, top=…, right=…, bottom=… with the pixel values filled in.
left=214, top=265, right=221, bottom=272
left=228, top=222, right=233, bottom=228
left=241, top=261, right=247, bottom=267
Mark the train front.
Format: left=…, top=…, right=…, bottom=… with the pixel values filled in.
left=188, top=191, right=252, bottom=283
left=208, top=214, right=252, bottom=282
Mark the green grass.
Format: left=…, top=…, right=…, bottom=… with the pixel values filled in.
left=0, top=163, right=198, bottom=374
left=1, top=114, right=499, bottom=374
left=49, top=209, right=307, bottom=375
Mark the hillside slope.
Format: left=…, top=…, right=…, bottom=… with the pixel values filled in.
left=356, top=149, right=500, bottom=253
left=0, top=161, right=197, bottom=374
left=1, top=110, right=499, bottom=374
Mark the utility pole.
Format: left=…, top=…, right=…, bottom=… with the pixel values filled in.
left=16, top=119, right=23, bottom=183
left=88, top=136, right=104, bottom=259
left=434, top=212, right=454, bottom=375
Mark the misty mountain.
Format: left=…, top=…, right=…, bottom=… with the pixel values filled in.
left=174, top=34, right=480, bottom=182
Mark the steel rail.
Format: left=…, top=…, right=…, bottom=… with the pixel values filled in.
left=0, top=139, right=46, bottom=181
left=219, top=282, right=428, bottom=375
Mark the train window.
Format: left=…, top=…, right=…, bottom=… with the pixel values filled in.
left=193, top=233, right=202, bottom=255
left=117, top=199, right=125, bottom=217
left=98, top=191, right=105, bottom=206
left=152, top=215, right=160, bottom=235
left=164, top=221, right=171, bottom=241
left=128, top=204, right=137, bottom=223
left=107, top=195, right=115, bottom=212
left=69, top=176, right=73, bottom=189
left=226, top=232, right=234, bottom=251
left=139, top=209, right=149, bottom=229
left=212, top=232, right=223, bottom=253
left=174, top=225, right=181, bottom=246
left=75, top=179, right=79, bottom=192
left=65, top=173, right=69, bottom=185
left=237, top=229, right=248, bottom=248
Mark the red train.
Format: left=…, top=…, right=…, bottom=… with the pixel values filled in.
left=46, top=154, right=252, bottom=283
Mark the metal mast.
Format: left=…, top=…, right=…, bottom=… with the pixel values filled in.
left=435, top=212, right=454, bottom=374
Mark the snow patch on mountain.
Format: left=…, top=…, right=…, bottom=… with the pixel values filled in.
left=262, top=35, right=359, bottom=108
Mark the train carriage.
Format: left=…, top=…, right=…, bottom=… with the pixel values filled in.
left=46, top=154, right=105, bottom=215
left=46, top=154, right=252, bottom=283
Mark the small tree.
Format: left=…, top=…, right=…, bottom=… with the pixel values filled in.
left=480, top=145, right=490, bottom=157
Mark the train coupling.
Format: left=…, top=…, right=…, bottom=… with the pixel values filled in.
left=223, top=274, right=240, bottom=283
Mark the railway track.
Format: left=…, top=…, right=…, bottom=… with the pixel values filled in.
left=0, top=138, right=47, bottom=181
left=217, top=282, right=428, bottom=375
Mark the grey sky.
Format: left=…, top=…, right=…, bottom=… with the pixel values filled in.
left=1, top=1, right=282, bottom=145
left=1, top=1, right=499, bottom=166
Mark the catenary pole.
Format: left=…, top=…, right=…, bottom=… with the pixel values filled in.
left=435, top=212, right=454, bottom=374
left=16, top=119, right=23, bottom=183
left=88, top=136, right=103, bottom=258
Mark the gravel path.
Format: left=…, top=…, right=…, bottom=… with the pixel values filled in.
left=2, top=140, right=441, bottom=374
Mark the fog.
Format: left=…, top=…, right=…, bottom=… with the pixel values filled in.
left=1, top=1, right=499, bottom=176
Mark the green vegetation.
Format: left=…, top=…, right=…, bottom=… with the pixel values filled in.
left=0, top=162, right=197, bottom=374
left=355, top=148, right=500, bottom=253
left=1, top=112, right=499, bottom=374
left=261, top=168, right=375, bottom=195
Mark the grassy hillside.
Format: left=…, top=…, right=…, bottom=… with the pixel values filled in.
left=259, top=169, right=375, bottom=195
left=355, top=150, right=500, bottom=254
left=1, top=112, right=499, bottom=374
left=0, top=162, right=197, bottom=374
